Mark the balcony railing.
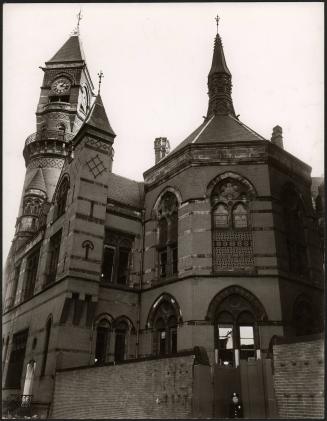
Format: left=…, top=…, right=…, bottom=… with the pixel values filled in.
left=25, top=130, right=74, bottom=146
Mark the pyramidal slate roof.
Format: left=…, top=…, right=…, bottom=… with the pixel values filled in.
left=169, top=114, right=266, bottom=155
left=158, top=23, right=266, bottom=161
left=47, top=35, right=85, bottom=63
left=85, top=94, right=116, bottom=137
left=26, top=168, right=47, bottom=194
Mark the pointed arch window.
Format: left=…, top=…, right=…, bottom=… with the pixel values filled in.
left=282, top=187, right=308, bottom=276
left=151, top=299, right=179, bottom=355
left=5, top=329, right=29, bottom=388
left=211, top=176, right=254, bottom=272
left=114, top=320, right=129, bottom=362
left=95, top=319, right=111, bottom=365
left=157, top=192, right=179, bottom=279
left=56, top=178, right=69, bottom=218
left=101, top=230, right=133, bottom=286
left=23, top=247, right=40, bottom=301
left=210, top=289, right=265, bottom=367
left=57, top=124, right=66, bottom=141
left=232, top=203, right=248, bottom=228
left=213, top=204, right=229, bottom=228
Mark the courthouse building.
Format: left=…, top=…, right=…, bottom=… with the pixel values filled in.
left=2, top=17, right=324, bottom=419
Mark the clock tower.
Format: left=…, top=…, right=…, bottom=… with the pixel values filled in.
left=16, top=32, right=95, bottom=246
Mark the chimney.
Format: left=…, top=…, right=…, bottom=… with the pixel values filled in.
left=271, top=125, right=284, bottom=149
left=154, top=137, right=170, bottom=164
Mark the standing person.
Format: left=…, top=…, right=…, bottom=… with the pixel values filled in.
left=229, top=392, right=243, bottom=418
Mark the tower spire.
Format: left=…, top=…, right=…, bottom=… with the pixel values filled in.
left=206, top=16, right=236, bottom=118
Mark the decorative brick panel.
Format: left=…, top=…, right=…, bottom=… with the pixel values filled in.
left=273, top=338, right=324, bottom=419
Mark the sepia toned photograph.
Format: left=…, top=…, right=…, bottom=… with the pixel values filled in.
left=2, top=3, right=324, bottom=419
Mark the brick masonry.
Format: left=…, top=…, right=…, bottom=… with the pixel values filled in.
left=273, top=337, right=324, bottom=419
left=51, top=354, right=208, bottom=419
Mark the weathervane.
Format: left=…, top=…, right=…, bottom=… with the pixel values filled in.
left=97, top=71, right=104, bottom=94
left=215, top=14, right=220, bottom=33
left=72, top=9, right=83, bottom=35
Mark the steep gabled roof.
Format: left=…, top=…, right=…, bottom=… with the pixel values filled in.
left=85, top=94, right=116, bottom=137
left=47, top=35, right=85, bottom=63
left=26, top=168, right=47, bottom=194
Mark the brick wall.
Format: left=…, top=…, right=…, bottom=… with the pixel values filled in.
left=273, top=336, right=324, bottom=418
left=51, top=353, right=205, bottom=419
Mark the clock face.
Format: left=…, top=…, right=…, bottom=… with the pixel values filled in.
left=52, top=78, right=71, bottom=94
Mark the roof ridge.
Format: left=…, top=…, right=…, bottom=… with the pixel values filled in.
left=109, top=172, right=141, bottom=184
left=228, top=114, right=266, bottom=140
left=191, top=115, right=215, bottom=144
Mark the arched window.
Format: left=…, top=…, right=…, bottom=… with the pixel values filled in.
left=213, top=204, right=229, bottom=228
left=157, top=192, right=179, bottom=279
left=41, top=318, right=52, bottom=376
left=149, top=297, right=180, bottom=355
left=282, top=186, right=308, bottom=276
left=95, top=319, right=110, bottom=365
left=56, top=178, right=69, bottom=218
left=232, top=203, right=248, bottom=228
left=57, top=124, right=66, bottom=141
left=211, top=176, right=255, bottom=272
left=114, top=320, right=129, bottom=362
left=207, top=286, right=267, bottom=367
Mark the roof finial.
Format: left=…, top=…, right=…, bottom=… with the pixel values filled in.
left=72, top=9, right=83, bottom=35
left=97, top=70, right=104, bottom=94
left=215, top=14, right=220, bottom=33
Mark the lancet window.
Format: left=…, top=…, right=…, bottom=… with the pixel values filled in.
left=56, top=178, right=69, bottom=219
left=101, top=230, right=133, bottom=286
left=157, top=192, right=179, bottom=279
left=282, top=186, right=308, bottom=276
left=148, top=295, right=181, bottom=356
left=94, top=318, right=111, bottom=365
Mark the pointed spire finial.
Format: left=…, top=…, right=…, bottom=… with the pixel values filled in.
left=71, top=9, right=83, bottom=35
left=97, top=71, right=104, bottom=94
left=215, top=14, right=220, bottom=33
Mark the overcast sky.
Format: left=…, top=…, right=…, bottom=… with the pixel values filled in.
left=3, top=3, right=324, bottom=261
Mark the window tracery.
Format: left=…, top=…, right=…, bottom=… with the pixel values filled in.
left=147, top=294, right=181, bottom=356
left=211, top=176, right=255, bottom=272
left=212, top=292, right=262, bottom=366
